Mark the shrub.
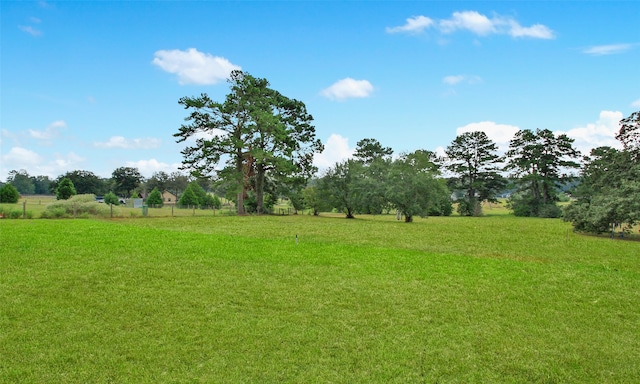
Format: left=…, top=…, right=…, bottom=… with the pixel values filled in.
left=104, top=191, right=119, bottom=205
left=56, top=177, right=77, bottom=200
left=0, top=184, right=20, bottom=203
left=146, top=188, right=163, bottom=207
left=201, top=194, right=221, bottom=209
left=41, top=207, right=68, bottom=219
left=42, top=194, right=117, bottom=218
left=538, top=204, right=563, bottom=218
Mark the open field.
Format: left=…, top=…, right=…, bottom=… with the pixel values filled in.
left=1, top=214, right=639, bottom=382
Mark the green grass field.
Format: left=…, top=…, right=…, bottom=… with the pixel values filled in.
left=1, top=214, right=639, bottom=383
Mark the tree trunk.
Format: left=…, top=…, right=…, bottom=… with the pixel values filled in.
left=235, top=148, right=246, bottom=215
left=404, top=215, right=413, bottom=223
left=255, top=163, right=266, bottom=214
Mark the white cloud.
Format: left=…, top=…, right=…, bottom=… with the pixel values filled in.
left=387, top=11, right=554, bottom=39
left=0, top=147, right=85, bottom=179
left=583, top=44, right=634, bottom=56
left=560, top=111, right=624, bottom=155
left=94, top=136, right=162, bottom=149
left=440, top=11, right=495, bottom=36
left=2, top=147, right=44, bottom=169
left=456, top=121, right=521, bottom=150
left=386, top=15, right=434, bottom=34
left=125, top=159, right=181, bottom=178
left=632, top=99, right=640, bottom=108
left=443, top=75, right=465, bottom=85
left=321, top=78, right=374, bottom=101
left=152, top=48, right=241, bottom=85
left=313, top=134, right=355, bottom=170
left=507, top=22, right=554, bottom=39
left=29, top=120, right=66, bottom=140
left=443, top=74, right=482, bottom=85
left=18, top=25, right=42, bottom=37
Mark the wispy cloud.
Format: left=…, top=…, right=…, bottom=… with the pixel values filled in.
left=94, top=136, right=162, bottom=149
left=321, top=78, right=374, bottom=101
left=29, top=120, right=66, bottom=140
left=386, top=15, right=434, bottom=34
left=152, top=48, right=241, bottom=85
left=443, top=75, right=482, bottom=85
left=19, top=25, right=42, bottom=37
left=583, top=43, right=635, bottom=55
left=632, top=99, right=640, bottom=108
left=387, top=11, right=554, bottom=39
left=443, top=75, right=465, bottom=85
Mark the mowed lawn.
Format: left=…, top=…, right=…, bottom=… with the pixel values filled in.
left=1, top=214, right=639, bottom=383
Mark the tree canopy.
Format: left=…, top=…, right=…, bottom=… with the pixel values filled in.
left=445, top=131, right=505, bottom=216
left=0, top=183, right=20, bottom=203
left=56, top=177, right=77, bottom=200
left=111, top=167, right=144, bottom=198
left=505, top=129, right=580, bottom=217
left=175, top=70, right=323, bottom=215
left=564, top=110, right=640, bottom=233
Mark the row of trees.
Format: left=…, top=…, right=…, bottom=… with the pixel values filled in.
left=1, top=168, right=197, bottom=200
left=173, top=70, right=591, bottom=221
left=312, top=140, right=451, bottom=222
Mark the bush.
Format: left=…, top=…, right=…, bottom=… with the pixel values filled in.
left=56, top=177, right=77, bottom=200
left=0, top=184, right=20, bottom=203
left=455, top=199, right=482, bottom=217
left=146, top=188, right=163, bottom=207
left=42, top=194, right=117, bottom=218
left=201, top=194, right=221, bottom=209
left=104, top=191, right=119, bottom=205
left=538, top=204, right=562, bottom=218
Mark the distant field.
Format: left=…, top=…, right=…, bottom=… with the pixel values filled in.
left=2, top=214, right=639, bottom=382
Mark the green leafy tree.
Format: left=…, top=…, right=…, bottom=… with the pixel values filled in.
left=385, top=150, right=448, bottom=222
left=146, top=188, right=163, bottom=207
left=179, top=184, right=200, bottom=207
left=302, top=184, right=326, bottom=216
left=53, top=170, right=108, bottom=195
left=564, top=110, right=640, bottom=233
left=185, top=181, right=207, bottom=208
left=353, top=138, right=393, bottom=165
left=7, top=170, right=35, bottom=195
left=56, top=177, right=77, bottom=200
left=505, top=129, right=580, bottom=217
left=201, top=194, right=221, bottom=209
left=0, top=183, right=20, bottom=203
left=318, top=160, right=365, bottom=219
left=167, top=171, right=189, bottom=199
left=353, top=138, right=393, bottom=214
left=146, top=171, right=170, bottom=193
left=111, top=167, right=144, bottom=197
left=104, top=191, right=119, bottom=205
left=175, top=70, right=323, bottom=215
left=32, top=175, right=52, bottom=195
left=445, top=131, right=505, bottom=216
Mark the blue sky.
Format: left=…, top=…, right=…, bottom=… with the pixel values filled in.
left=2, top=1, right=639, bottom=181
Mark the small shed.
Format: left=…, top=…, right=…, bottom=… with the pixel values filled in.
left=162, top=190, right=177, bottom=205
